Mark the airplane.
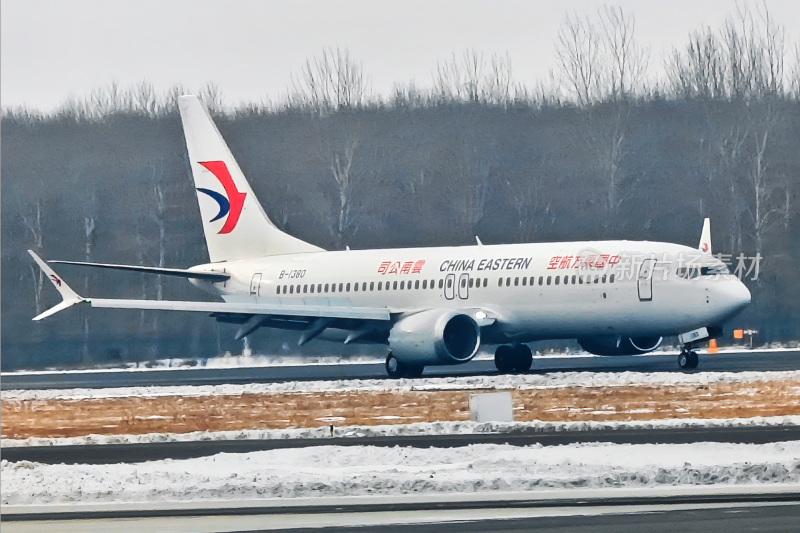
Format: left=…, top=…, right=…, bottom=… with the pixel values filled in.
left=29, top=95, right=752, bottom=377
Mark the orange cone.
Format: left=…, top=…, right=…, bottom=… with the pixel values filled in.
left=708, top=339, right=718, bottom=354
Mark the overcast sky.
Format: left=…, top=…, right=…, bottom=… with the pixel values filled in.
left=2, top=0, right=798, bottom=112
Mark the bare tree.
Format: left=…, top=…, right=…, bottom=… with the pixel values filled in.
left=743, top=102, right=790, bottom=265
left=290, top=47, right=369, bottom=112
left=667, top=4, right=787, bottom=100
left=324, top=136, right=361, bottom=248
left=556, top=7, right=648, bottom=105
left=433, top=50, right=516, bottom=105
left=81, top=190, right=97, bottom=361
left=20, top=198, right=45, bottom=316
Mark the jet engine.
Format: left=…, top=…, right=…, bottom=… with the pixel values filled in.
left=578, top=335, right=662, bottom=356
left=388, top=309, right=480, bottom=366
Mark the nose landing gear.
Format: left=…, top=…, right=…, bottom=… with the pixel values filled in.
left=495, top=344, right=533, bottom=373
left=678, top=347, right=699, bottom=369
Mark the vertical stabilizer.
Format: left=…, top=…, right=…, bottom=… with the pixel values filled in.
left=178, top=95, right=322, bottom=262
left=699, top=218, right=712, bottom=254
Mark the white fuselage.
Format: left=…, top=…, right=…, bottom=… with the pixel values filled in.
left=190, top=239, right=751, bottom=345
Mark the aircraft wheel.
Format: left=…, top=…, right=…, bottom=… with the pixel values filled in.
left=405, top=365, right=425, bottom=378
left=385, top=354, right=406, bottom=378
left=678, top=350, right=698, bottom=370
left=494, top=345, right=514, bottom=373
left=512, top=344, right=533, bottom=372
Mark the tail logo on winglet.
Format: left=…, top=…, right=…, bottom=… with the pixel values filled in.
left=50, top=274, right=62, bottom=287
left=196, top=161, right=247, bottom=234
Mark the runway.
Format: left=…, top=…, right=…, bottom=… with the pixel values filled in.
left=3, top=349, right=799, bottom=390
left=6, top=424, right=800, bottom=464
left=3, top=487, right=798, bottom=533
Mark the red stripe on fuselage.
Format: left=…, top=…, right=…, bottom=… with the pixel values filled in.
left=199, top=161, right=246, bottom=234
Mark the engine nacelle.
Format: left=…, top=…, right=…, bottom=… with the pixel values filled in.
left=578, top=335, right=662, bottom=356
left=388, top=309, right=480, bottom=366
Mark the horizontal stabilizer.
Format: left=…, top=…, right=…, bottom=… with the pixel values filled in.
left=49, top=260, right=230, bottom=282
left=28, top=250, right=86, bottom=320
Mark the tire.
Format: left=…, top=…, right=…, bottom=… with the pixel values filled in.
left=687, top=351, right=699, bottom=369
left=678, top=351, right=691, bottom=369
left=385, top=354, right=406, bottom=378
left=495, top=345, right=514, bottom=373
left=405, top=365, right=425, bottom=378
left=512, top=344, right=533, bottom=372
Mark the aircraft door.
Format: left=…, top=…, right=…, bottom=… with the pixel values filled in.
left=444, top=273, right=455, bottom=300
left=458, top=273, right=469, bottom=299
left=250, top=273, right=262, bottom=296
left=637, top=259, right=655, bottom=301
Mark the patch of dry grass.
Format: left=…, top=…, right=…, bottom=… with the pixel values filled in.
left=2, top=379, right=799, bottom=440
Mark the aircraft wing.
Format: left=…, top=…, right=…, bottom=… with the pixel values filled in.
left=29, top=250, right=390, bottom=322
left=89, top=298, right=390, bottom=321
left=48, top=260, right=230, bottom=282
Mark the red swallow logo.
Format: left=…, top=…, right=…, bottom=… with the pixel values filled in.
left=50, top=274, right=62, bottom=287
left=197, top=161, right=246, bottom=234
left=702, top=243, right=709, bottom=252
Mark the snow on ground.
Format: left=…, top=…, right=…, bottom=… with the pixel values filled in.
left=3, top=441, right=799, bottom=505
left=4, top=415, right=800, bottom=448
left=4, top=369, right=800, bottom=402
left=3, top=344, right=797, bottom=376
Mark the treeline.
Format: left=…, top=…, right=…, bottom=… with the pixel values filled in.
left=2, top=5, right=799, bottom=370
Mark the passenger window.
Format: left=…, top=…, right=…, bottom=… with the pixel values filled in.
left=353, top=283, right=358, bottom=292
left=522, top=277, right=527, bottom=286
left=303, top=285, right=308, bottom=293
left=413, top=280, right=417, bottom=289
left=310, top=285, right=315, bottom=293
left=594, top=275, right=599, bottom=284
left=324, top=283, right=329, bottom=293
left=555, top=276, right=560, bottom=285
left=393, top=281, right=398, bottom=290
left=400, top=281, right=405, bottom=290
left=564, top=276, right=569, bottom=285
left=447, top=278, right=453, bottom=288
left=506, top=277, right=511, bottom=287
left=276, top=286, right=281, bottom=294
left=318, top=284, right=322, bottom=292
left=498, top=278, right=503, bottom=287
left=290, top=285, right=294, bottom=294
left=339, top=283, right=344, bottom=292
left=572, top=275, right=576, bottom=284
left=377, top=282, right=382, bottom=290
left=438, top=279, right=443, bottom=289
left=547, top=276, right=551, bottom=285
left=539, top=276, right=544, bottom=286
left=514, top=277, right=519, bottom=286
left=370, top=282, right=374, bottom=291
left=610, top=274, right=615, bottom=283
left=362, top=282, right=367, bottom=291
left=602, top=275, right=606, bottom=283
left=483, top=278, right=488, bottom=288
left=469, top=278, right=474, bottom=288
left=297, top=285, right=301, bottom=293
left=422, top=280, right=427, bottom=289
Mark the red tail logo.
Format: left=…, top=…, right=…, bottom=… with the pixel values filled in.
left=198, top=161, right=246, bottom=234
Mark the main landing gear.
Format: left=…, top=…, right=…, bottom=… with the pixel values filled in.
left=494, top=344, right=533, bottom=373
left=678, top=347, right=699, bottom=370
left=385, top=353, right=424, bottom=379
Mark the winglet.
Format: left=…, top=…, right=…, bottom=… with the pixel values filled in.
left=699, top=218, right=711, bottom=254
left=28, top=250, right=85, bottom=320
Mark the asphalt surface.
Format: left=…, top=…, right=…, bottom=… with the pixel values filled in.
left=4, top=492, right=799, bottom=532
left=6, top=425, right=800, bottom=464
left=3, top=349, right=799, bottom=390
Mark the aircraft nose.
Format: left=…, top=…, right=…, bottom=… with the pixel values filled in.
left=719, top=279, right=751, bottom=317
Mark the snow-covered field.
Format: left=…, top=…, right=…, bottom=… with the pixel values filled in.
left=5, top=369, right=800, bottom=402
left=4, top=415, right=800, bottom=449
left=3, top=441, right=799, bottom=505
